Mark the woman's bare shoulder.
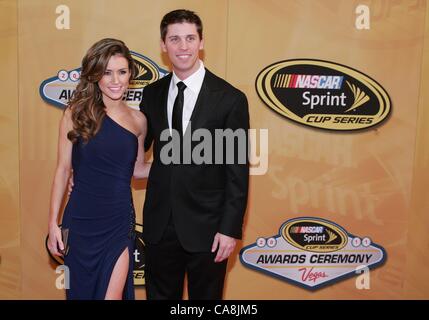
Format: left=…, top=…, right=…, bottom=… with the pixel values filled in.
left=130, top=108, right=147, bottom=125
left=128, top=108, right=147, bottom=136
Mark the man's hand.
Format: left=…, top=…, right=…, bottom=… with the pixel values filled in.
left=211, top=232, right=236, bottom=263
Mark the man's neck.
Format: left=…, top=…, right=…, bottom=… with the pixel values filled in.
left=173, top=60, right=202, bottom=80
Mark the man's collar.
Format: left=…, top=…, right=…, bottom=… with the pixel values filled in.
left=171, top=60, right=206, bottom=93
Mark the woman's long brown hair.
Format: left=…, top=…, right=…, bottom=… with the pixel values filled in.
left=67, top=38, right=137, bottom=143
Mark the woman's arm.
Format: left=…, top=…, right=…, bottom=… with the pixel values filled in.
left=47, top=108, right=73, bottom=256
left=133, top=111, right=151, bottom=179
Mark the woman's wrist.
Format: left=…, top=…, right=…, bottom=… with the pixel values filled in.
left=48, top=220, right=58, bottom=229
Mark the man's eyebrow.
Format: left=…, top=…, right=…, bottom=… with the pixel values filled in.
left=168, top=34, right=197, bottom=38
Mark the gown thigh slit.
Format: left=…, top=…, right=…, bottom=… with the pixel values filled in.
left=103, top=243, right=133, bottom=299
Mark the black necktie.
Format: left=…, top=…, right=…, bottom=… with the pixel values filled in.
left=172, top=81, right=187, bottom=137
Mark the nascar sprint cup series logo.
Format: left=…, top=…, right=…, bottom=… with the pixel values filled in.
left=256, top=59, right=391, bottom=130
left=240, top=217, right=386, bottom=290
left=39, top=51, right=168, bottom=109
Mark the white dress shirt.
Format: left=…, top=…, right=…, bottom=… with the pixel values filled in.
left=167, top=60, right=206, bottom=135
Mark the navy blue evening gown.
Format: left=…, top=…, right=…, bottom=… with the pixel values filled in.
left=62, top=114, right=137, bottom=300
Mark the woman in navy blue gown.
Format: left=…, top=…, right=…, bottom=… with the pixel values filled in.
left=47, top=38, right=150, bottom=299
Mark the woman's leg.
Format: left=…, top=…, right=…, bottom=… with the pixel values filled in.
left=105, top=248, right=129, bottom=300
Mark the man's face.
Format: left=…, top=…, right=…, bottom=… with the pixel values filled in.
left=161, top=22, right=204, bottom=80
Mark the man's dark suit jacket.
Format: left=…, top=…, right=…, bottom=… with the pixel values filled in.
left=140, top=69, right=249, bottom=252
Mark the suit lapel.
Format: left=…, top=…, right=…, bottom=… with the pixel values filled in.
left=184, top=70, right=222, bottom=135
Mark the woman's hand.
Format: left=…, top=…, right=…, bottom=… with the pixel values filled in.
left=47, top=224, right=64, bottom=257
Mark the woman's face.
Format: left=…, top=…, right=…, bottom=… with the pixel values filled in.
left=98, top=54, right=130, bottom=103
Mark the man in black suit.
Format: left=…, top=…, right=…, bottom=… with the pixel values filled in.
left=140, top=9, right=249, bottom=300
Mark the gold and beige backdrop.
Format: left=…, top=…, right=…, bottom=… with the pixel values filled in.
left=1, top=0, right=428, bottom=299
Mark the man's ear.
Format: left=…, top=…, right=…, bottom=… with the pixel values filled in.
left=160, top=39, right=167, bottom=52
left=199, top=38, right=204, bottom=50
